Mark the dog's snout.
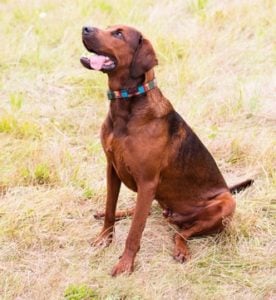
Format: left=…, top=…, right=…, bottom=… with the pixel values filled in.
left=82, top=26, right=95, bottom=35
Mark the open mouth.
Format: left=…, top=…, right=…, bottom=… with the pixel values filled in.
left=80, top=51, right=116, bottom=72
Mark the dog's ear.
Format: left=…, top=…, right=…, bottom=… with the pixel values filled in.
left=130, top=37, right=158, bottom=78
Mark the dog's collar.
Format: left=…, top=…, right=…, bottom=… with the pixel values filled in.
left=107, top=78, right=157, bottom=100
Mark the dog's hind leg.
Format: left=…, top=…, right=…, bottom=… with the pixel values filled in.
left=94, top=207, right=136, bottom=221
left=171, top=192, right=236, bottom=262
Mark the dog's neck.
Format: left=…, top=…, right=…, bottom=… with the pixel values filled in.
left=107, top=69, right=159, bottom=129
left=107, top=68, right=172, bottom=129
left=107, top=69, right=155, bottom=92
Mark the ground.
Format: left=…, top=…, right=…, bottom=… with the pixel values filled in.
left=0, top=0, right=275, bottom=299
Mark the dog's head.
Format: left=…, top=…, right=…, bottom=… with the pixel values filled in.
left=80, top=25, right=158, bottom=79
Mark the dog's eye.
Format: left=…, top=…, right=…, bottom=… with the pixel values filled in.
left=112, top=30, right=124, bottom=40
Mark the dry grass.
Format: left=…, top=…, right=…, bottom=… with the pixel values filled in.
left=0, top=0, right=275, bottom=299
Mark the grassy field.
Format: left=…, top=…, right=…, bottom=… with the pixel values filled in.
left=0, top=0, right=275, bottom=299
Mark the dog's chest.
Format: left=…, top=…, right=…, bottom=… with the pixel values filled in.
left=102, top=130, right=137, bottom=191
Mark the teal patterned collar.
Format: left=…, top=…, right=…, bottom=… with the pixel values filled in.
left=107, top=78, right=157, bottom=100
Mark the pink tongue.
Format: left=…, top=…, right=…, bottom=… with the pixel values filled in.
left=89, top=55, right=106, bottom=70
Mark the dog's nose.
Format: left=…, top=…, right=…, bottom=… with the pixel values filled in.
left=82, top=26, right=95, bottom=35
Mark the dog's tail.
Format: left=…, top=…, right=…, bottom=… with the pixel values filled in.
left=229, top=179, right=254, bottom=194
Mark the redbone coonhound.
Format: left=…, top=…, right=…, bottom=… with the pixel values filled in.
left=80, top=25, right=253, bottom=276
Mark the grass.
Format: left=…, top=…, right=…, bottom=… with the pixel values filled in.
left=0, top=0, right=275, bottom=299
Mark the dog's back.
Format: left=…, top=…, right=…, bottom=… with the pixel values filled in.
left=157, top=110, right=228, bottom=205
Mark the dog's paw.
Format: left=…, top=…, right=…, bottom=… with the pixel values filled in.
left=173, top=244, right=191, bottom=263
left=93, top=211, right=105, bottom=220
left=111, top=256, right=134, bottom=277
left=90, top=230, right=113, bottom=248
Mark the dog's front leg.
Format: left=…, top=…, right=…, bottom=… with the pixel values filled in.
left=111, top=180, right=157, bottom=276
left=91, top=162, right=121, bottom=247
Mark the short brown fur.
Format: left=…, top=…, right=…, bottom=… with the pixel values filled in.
left=81, top=25, right=252, bottom=276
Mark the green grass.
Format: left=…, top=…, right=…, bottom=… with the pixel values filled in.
left=64, top=284, right=98, bottom=300
left=0, top=0, right=275, bottom=299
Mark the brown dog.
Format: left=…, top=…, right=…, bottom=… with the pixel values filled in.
left=80, top=25, right=253, bottom=276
